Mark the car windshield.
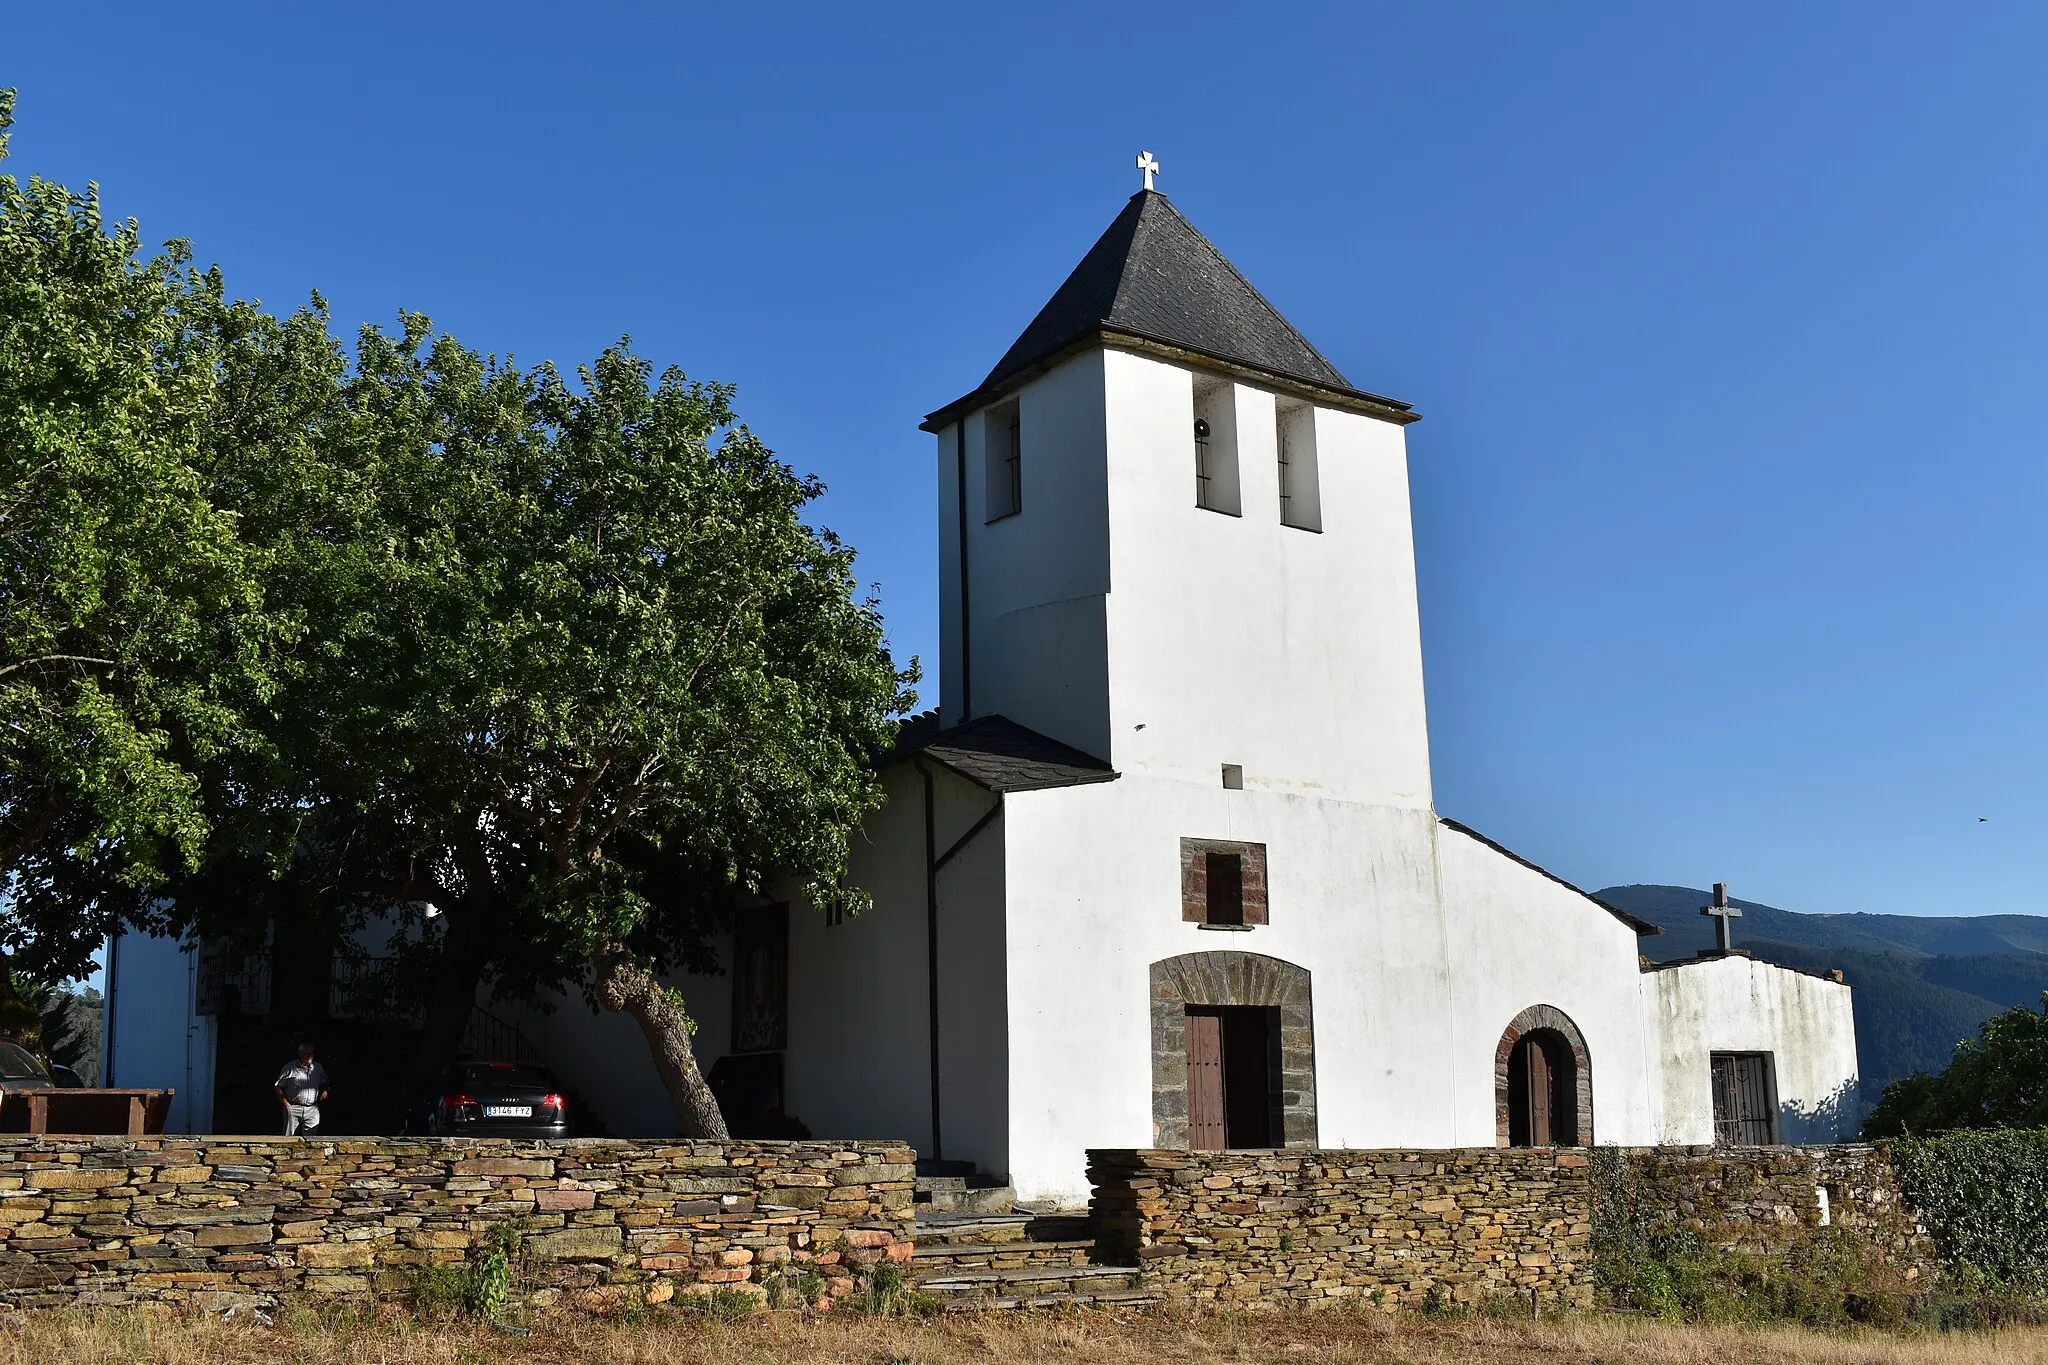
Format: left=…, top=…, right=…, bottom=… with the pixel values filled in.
left=455, top=1064, right=552, bottom=1090
left=0, top=1044, right=52, bottom=1084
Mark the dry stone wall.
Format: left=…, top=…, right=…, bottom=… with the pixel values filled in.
left=0, top=1136, right=914, bottom=1313
left=1087, top=1148, right=1596, bottom=1308
left=1086, top=1145, right=1941, bottom=1311
left=1612, top=1143, right=1938, bottom=1281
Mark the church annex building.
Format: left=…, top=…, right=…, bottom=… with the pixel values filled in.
left=104, top=172, right=1860, bottom=1208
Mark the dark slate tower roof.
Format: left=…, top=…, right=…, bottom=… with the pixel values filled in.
left=924, top=189, right=1414, bottom=430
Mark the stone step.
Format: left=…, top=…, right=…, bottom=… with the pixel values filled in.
left=914, top=1262, right=1158, bottom=1311
left=913, top=1211, right=1033, bottom=1243
left=910, top=1239, right=1096, bottom=1274
left=931, top=1286, right=1165, bottom=1312
left=914, top=1179, right=1016, bottom=1215
left=1020, top=1214, right=1093, bottom=1241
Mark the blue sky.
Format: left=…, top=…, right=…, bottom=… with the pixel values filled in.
left=8, top=4, right=2044, bottom=919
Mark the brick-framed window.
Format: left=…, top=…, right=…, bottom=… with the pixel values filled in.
left=1180, top=839, right=1268, bottom=928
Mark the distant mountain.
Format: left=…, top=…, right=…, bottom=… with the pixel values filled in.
left=1597, top=884, right=2048, bottom=1122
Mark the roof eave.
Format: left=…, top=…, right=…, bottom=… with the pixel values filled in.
left=919, top=327, right=1421, bottom=433
left=916, top=752, right=1122, bottom=794
left=1437, top=817, right=1664, bottom=937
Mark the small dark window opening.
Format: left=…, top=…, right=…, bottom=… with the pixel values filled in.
left=1181, top=838, right=1268, bottom=927
left=1005, top=409, right=1022, bottom=515
left=984, top=403, right=1022, bottom=521
left=1194, top=417, right=1213, bottom=506
left=1276, top=428, right=1293, bottom=523
left=1205, top=852, right=1244, bottom=926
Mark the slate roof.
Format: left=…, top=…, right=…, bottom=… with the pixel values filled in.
left=1437, top=818, right=1664, bottom=937
left=886, top=713, right=1118, bottom=793
left=923, top=190, right=1416, bottom=430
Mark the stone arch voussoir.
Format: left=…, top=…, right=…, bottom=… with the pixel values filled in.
left=1150, top=951, right=1316, bottom=1150
left=1494, top=1003, right=1593, bottom=1148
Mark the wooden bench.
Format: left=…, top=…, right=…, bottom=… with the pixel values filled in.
left=0, top=1089, right=175, bottom=1136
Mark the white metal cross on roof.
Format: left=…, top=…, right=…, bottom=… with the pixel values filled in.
left=1136, top=150, right=1159, bottom=192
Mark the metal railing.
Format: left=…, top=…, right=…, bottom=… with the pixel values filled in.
left=197, top=952, right=408, bottom=1022
left=459, top=1005, right=545, bottom=1067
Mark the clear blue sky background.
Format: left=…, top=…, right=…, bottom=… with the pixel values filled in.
left=8, top=5, right=2044, bottom=920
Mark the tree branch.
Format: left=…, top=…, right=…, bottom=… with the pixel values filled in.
left=0, top=654, right=119, bottom=682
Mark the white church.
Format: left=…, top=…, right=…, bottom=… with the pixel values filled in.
left=104, top=165, right=1859, bottom=1208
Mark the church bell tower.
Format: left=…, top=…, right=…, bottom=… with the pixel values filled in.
left=922, top=157, right=1436, bottom=810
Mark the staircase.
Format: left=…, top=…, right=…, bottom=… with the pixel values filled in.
left=909, top=1210, right=1162, bottom=1311
left=914, top=1158, right=1017, bottom=1215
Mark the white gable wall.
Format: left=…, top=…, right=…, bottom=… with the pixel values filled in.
left=1434, top=824, right=1658, bottom=1145
left=1644, top=954, right=1860, bottom=1144
left=999, top=772, right=1457, bottom=1206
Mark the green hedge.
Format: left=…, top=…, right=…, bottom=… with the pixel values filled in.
left=1889, top=1129, right=2048, bottom=1292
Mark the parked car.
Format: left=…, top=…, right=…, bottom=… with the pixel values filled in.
left=49, top=1063, right=84, bottom=1088
left=425, top=1062, right=571, bottom=1139
left=0, top=1042, right=53, bottom=1092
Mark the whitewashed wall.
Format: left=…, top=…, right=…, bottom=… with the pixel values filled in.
left=1000, top=773, right=1458, bottom=1206
left=937, top=351, right=1113, bottom=756
left=1099, top=350, right=1435, bottom=806
left=1643, top=954, right=1860, bottom=1144
left=786, top=759, right=1007, bottom=1170
left=1434, top=824, right=1659, bottom=1145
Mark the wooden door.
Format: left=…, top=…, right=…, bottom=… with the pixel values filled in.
left=1520, top=1036, right=1553, bottom=1147
left=1185, top=1009, right=1225, bottom=1151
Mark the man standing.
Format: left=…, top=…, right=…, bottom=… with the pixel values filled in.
left=275, top=1042, right=330, bottom=1136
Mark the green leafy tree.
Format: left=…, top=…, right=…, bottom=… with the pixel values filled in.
left=0, top=89, right=907, bottom=1132
left=1863, top=994, right=2048, bottom=1137
left=206, top=318, right=910, bottom=1133
left=0, top=89, right=281, bottom=917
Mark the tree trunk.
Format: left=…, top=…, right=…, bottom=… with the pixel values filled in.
left=596, top=946, right=728, bottom=1138
left=403, top=902, right=492, bottom=1111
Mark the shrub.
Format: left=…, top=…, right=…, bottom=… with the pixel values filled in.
left=702, top=1287, right=762, bottom=1322
left=840, top=1258, right=941, bottom=1318
left=764, top=1268, right=826, bottom=1310
left=1589, top=1147, right=1910, bottom=1326
left=405, top=1223, right=525, bottom=1321
left=1865, top=999, right=2048, bottom=1138
left=1890, top=1128, right=2048, bottom=1293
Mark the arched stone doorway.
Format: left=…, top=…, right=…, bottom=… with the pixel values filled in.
left=1494, top=1004, right=1592, bottom=1148
left=1150, top=952, right=1316, bottom=1150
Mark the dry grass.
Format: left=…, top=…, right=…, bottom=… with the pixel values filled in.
left=4, top=1306, right=2047, bottom=1365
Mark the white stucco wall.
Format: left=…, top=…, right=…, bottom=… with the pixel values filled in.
left=517, top=763, right=1007, bottom=1169
left=999, top=774, right=1452, bottom=1205
left=1644, top=954, right=1860, bottom=1144
left=102, top=931, right=215, bottom=1134
left=1434, top=824, right=1659, bottom=1146
left=1098, top=350, right=1435, bottom=807
left=785, top=759, right=1008, bottom=1171
left=937, top=350, right=1114, bottom=757
left=995, top=778, right=1688, bottom=1205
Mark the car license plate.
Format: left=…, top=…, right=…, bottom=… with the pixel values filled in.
left=484, top=1105, right=532, bottom=1118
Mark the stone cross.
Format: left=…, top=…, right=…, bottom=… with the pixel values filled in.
left=1136, top=150, right=1159, bottom=192
left=1700, top=882, right=1742, bottom=953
